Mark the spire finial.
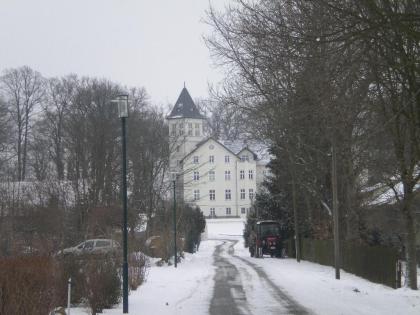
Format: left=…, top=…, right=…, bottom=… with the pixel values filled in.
left=184, top=81, right=186, bottom=88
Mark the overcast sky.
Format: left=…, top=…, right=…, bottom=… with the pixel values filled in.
left=0, top=0, right=229, bottom=106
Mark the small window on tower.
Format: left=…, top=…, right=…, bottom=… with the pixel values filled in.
left=195, top=123, right=200, bottom=136
left=188, top=123, right=193, bottom=136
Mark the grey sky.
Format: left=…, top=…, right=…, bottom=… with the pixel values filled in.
left=0, top=0, right=228, bottom=106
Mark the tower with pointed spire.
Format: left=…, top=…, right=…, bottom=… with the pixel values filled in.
left=167, top=87, right=206, bottom=173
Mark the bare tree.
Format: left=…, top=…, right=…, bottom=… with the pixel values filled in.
left=42, top=75, right=78, bottom=180
left=0, top=66, right=45, bottom=181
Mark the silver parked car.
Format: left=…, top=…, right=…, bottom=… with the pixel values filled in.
left=59, top=239, right=120, bottom=256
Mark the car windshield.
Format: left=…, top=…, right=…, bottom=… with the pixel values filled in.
left=84, top=241, right=94, bottom=250
left=260, top=224, right=281, bottom=237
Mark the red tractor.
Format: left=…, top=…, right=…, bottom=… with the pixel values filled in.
left=249, top=220, right=284, bottom=258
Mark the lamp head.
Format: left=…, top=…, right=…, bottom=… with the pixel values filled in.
left=112, top=94, right=129, bottom=118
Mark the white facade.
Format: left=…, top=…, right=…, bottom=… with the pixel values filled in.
left=167, top=88, right=268, bottom=218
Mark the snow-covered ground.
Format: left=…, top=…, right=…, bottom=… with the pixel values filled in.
left=71, top=239, right=218, bottom=315
left=233, top=239, right=420, bottom=315
left=70, top=218, right=420, bottom=315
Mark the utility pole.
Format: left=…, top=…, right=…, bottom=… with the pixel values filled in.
left=332, top=140, right=340, bottom=280
left=292, top=175, right=300, bottom=262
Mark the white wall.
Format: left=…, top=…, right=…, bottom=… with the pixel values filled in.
left=182, top=139, right=257, bottom=218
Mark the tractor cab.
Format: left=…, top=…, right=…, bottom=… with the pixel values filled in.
left=249, top=220, right=285, bottom=258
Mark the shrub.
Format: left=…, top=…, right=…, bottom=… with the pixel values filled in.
left=58, top=254, right=121, bottom=315
left=84, top=257, right=121, bottom=314
left=129, top=252, right=149, bottom=290
left=0, top=256, right=62, bottom=315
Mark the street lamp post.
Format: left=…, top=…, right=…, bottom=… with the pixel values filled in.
left=171, top=173, right=178, bottom=268
left=113, top=94, right=129, bottom=313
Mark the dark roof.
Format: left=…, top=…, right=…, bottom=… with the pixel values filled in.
left=167, top=87, right=205, bottom=119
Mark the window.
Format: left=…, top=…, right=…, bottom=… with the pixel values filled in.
left=176, top=146, right=180, bottom=152
left=179, top=123, right=184, bottom=135
left=249, top=189, right=254, bottom=200
left=171, top=124, right=176, bottom=136
left=241, top=207, right=246, bottom=214
left=96, top=240, right=111, bottom=247
left=225, top=155, right=230, bottom=163
left=188, top=123, right=193, bottom=136
left=209, top=170, right=215, bottom=181
left=195, top=123, right=200, bottom=136
left=248, top=170, right=254, bottom=180
left=226, top=207, right=231, bottom=215
left=241, top=155, right=249, bottom=162
left=84, top=241, right=94, bottom=250
left=225, top=189, right=231, bottom=200
left=240, top=189, right=245, bottom=200
left=210, top=208, right=215, bottom=217
left=225, top=170, right=231, bottom=181
left=209, top=155, right=214, bottom=163
left=194, top=189, right=200, bottom=201
left=209, top=189, right=215, bottom=200
left=193, top=171, right=199, bottom=181
left=193, top=156, right=199, bottom=164
left=240, top=170, right=245, bottom=180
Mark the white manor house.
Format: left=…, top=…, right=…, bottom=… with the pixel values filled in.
left=167, top=87, right=269, bottom=218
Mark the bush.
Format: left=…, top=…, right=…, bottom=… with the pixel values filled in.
left=58, top=254, right=121, bottom=315
left=0, top=256, right=62, bottom=315
left=84, top=257, right=121, bottom=314
left=129, top=252, right=149, bottom=290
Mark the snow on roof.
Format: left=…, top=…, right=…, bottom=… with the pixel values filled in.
left=219, top=139, right=272, bottom=162
left=365, top=181, right=420, bottom=206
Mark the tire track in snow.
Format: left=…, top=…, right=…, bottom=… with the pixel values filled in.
left=210, top=239, right=311, bottom=315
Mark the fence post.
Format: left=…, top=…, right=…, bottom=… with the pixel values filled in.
left=396, top=260, right=402, bottom=289
left=67, top=278, right=71, bottom=315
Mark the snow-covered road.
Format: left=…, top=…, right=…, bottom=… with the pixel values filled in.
left=71, top=219, right=420, bottom=315
left=210, top=239, right=309, bottom=315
